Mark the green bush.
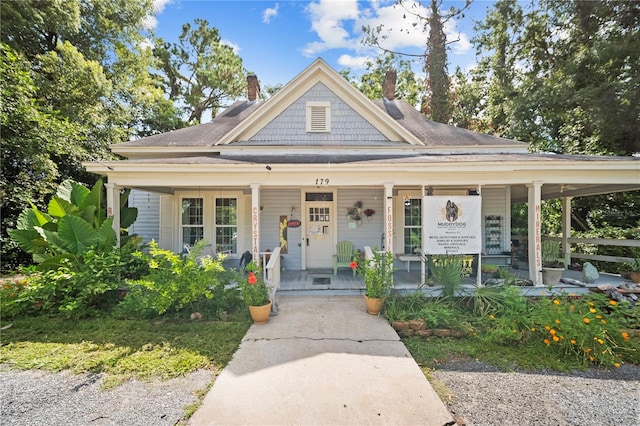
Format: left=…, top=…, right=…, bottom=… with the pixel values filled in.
left=115, top=241, right=242, bottom=319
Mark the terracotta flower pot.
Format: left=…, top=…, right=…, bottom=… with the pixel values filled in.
left=364, top=295, right=384, bottom=315
left=629, top=271, right=640, bottom=284
left=248, top=301, right=272, bottom=324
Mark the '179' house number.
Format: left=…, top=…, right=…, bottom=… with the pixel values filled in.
left=315, top=178, right=329, bottom=186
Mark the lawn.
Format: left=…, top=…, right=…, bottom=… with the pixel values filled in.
left=0, top=317, right=251, bottom=389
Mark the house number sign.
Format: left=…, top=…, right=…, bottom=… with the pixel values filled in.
left=315, top=178, right=329, bottom=186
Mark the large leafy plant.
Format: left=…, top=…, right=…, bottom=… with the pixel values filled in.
left=8, top=179, right=137, bottom=270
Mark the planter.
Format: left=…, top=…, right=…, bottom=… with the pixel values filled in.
left=629, top=271, right=640, bottom=284
left=248, top=301, right=272, bottom=324
left=364, top=295, right=385, bottom=315
left=542, top=267, right=564, bottom=286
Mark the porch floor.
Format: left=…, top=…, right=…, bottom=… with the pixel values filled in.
left=275, top=265, right=633, bottom=297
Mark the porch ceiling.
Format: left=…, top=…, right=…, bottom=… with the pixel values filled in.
left=511, top=183, right=640, bottom=202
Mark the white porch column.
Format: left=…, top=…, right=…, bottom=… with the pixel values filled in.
left=562, top=196, right=573, bottom=265
left=527, top=182, right=543, bottom=286
left=251, top=184, right=261, bottom=266
left=105, top=183, right=121, bottom=247
left=384, top=183, right=394, bottom=254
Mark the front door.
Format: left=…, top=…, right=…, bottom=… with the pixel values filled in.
left=306, top=202, right=334, bottom=269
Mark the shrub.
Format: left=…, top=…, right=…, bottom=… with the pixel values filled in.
left=115, top=241, right=241, bottom=319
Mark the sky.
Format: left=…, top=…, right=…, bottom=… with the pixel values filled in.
left=150, top=0, right=496, bottom=87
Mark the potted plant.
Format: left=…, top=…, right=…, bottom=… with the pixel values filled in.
left=620, top=258, right=640, bottom=284
left=541, top=259, right=565, bottom=286
left=240, top=262, right=271, bottom=324
left=361, top=249, right=395, bottom=315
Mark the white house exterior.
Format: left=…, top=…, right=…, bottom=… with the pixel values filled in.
left=85, top=58, right=640, bottom=287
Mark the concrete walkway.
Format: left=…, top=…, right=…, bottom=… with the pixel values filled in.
left=188, top=296, right=455, bottom=426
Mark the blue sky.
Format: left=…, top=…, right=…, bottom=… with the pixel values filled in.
left=150, top=0, right=495, bottom=87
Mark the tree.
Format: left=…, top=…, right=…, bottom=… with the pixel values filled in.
left=362, top=0, right=470, bottom=123
left=153, top=19, right=246, bottom=124
left=340, top=52, right=424, bottom=107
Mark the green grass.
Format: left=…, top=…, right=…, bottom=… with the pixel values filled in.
left=404, top=335, right=599, bottom=372
left=0, top=317, right=251, bottom=388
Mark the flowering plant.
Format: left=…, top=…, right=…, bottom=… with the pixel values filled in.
left=240, top=262, right=270, bottom=306
left=363, top=208, right=375, bottom=217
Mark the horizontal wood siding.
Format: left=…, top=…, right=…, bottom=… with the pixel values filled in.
left=260, top=189, right=302, bottom=271
left=128, top=190, right=160, bottom=245
left=482, top=187, right=509, bottom=253
left=337, top=188, right=385, bottom=252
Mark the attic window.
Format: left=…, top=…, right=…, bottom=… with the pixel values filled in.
left=306, top=101, right=331, bottom=132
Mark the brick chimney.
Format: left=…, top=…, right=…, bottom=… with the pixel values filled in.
left=247, top=74, right=260, bottom=101
left=382, top=69, right=397, bottom=100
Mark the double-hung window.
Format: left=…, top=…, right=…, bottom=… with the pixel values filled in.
left=403, top=198, right=422, bottom=254
left=181, top=198, right=204, bottom=246
left=215, top=198, right=237, bottom=254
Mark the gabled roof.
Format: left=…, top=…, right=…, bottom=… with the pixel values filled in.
left=112, top=57, right=527, bottom=157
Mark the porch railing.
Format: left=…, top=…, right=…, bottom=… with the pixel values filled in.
left=512, top=235, right=639, bottom=266
left=264, top=247, right=281, bottom=314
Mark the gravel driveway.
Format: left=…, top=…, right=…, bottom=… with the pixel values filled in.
left=2, top=361, right=639, bottom=425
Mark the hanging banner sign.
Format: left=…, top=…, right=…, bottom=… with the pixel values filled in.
left=287, top=219, right=301, bottom=228
left=423, top=196, right=482, bottom=255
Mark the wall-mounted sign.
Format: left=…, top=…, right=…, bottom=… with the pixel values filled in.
left=423, top=196, right=482, bottom=255
left=287, top=219, right=302, bottom=228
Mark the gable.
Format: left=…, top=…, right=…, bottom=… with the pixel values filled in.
left=246, top=82, right=391, bottom=146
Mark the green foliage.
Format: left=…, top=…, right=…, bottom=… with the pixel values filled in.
left=153, top=18, right=246, bottom=123
left=8, top=179, right=137, bottom=270
left=427, top=255, right=463, bottom=298
left=363, top=249, right=395, bottom=299
left=1, top=240, right=146, bottom=319
left=238, top=261, right=270, bottom=307
left=384, top=292, right=470, bottom=330
left=116, top=241, right=241, bottom=318
left=340, top=52, right=424, bottom=108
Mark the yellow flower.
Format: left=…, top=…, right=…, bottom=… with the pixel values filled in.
left=597, top=339, right=604, bottom=345
left=595, top=315, right=602, bottom=319
left=489, top=314, right=495, bottom=319
left=622, top=332, right=630, bottom=341
left=609, top=300, right=617, bottom=306
left=569, top=292, right=575, bottom=297
left=614, top=363, right=620, bottom=368
left=583, top=318, right=590, bottom=324
left=552, top=336, right=560, bottom=342
left=570, top=339, right=577, bottom=344
left=601, top=320, right=607, bottom=324
left=545, top=325, right=551, bottom=330
left=588, top=301, right=595, bottom=306
left=544, top=339, right=550, bottom=345
left=553, top=299, right=560, bottom=305
left=531, top=327, right=536, bottom=332
left=589, top=356, right=594, bottom=362
left=550, top=329, right=556, bottom=335
left=555, top=319, right=561, bottom=324
left=589, top=308, right=597, bottom=313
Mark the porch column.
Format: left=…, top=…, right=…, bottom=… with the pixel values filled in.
left=527, top=182, right=543, bottom=286
left=384, top=183, right=394, bottom=254
left=105, top=183, right=121, bottom=247
left=562, top=197, right=573, bottom=265
left=251, top=184, right=261, bottom=266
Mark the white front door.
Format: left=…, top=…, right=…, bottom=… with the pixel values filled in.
left=305, top=202, right=334, bottom=269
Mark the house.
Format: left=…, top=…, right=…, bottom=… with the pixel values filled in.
left=84, top=58, right=640, bottom=287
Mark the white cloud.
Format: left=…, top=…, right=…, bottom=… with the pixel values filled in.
left=302, top=0, right=361, bottom=56
left=337, top=54, right=371, bottom=69
left=144, top=0, right=174, bottom=30
left=263, top=3, right=279, bottom=24
left=443, top=17, right=471, bottom=56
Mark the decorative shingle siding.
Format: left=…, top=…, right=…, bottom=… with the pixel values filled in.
left=250, top=83, right=389, bottom=144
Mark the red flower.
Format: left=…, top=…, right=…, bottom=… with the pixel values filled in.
left=350, top=261, right=358, bottom=270
left=248, top=272, right=258, bottom=285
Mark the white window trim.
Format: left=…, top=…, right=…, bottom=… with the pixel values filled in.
left=306, top=101, right=331, bottom=132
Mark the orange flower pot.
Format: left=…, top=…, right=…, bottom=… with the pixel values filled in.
left=248, top=301, right=272, bottom=324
